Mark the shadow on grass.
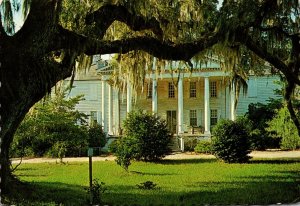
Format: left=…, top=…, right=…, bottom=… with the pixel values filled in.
left=104, top=174, right=300, bottom=206
left=15, top=167, right=37, bottom=171
left=250, top=158, right=300, bottom=164
left=157, top=158, right=300, bottom=165
left=17, top=174, right=48, bottom=177
left=158, top=158, right=217, bottom=165
left=5, top=171, right=300, bottom=206
left=4, top=180, right=87, bottom=206
left=130, top=171, right=177, bottom=176
left=5, top=159, right=300, bottom=205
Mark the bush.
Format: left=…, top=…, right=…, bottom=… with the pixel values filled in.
left=108, top=139, right=119, bottom=154
left=136, top=181, right=157, bottom=190
left=115, top=111, right=171, bottom=170
left=212, top=118, right=251, bottom=163
left=184, top=137, right=198, bottom=152
left=267, top=106, right=300, bottom=150
left=246, top=100, right=282, bottom=150
left=194, top=140, right=212, bottom=154
left=85, top=179, right=106, bottom=205
left=10, top=89, right=89, bottom=158
left=88, top=123, right=106, bottom=148
left=115, top=137, right=139, bottom=171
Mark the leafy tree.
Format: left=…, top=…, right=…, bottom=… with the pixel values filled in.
left=10, top=88, right=88, bottom=159
left=246, top=100, right=282, bottom=150
left=267, top=105, right=300, bottom=150
left=1, top=0, right=300, bottom=194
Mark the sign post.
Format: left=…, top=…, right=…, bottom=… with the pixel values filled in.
left=88, top=148, right=93, bottom=204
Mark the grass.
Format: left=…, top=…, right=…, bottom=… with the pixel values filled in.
left=7, top=158, right=300, bottom=205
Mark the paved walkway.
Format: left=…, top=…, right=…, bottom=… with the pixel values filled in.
left=11, top=150, right=300, bottom=164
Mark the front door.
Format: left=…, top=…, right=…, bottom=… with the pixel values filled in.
left=167, top=110, right=177, bottom=134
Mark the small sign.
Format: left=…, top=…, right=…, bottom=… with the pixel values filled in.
left=88, top=148, right=93, bottom=157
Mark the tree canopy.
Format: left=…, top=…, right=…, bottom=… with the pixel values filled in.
left=0, top=0, right=299, bottom=195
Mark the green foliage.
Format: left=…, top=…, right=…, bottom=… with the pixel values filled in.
left=246, top=100, right=282, bottom=150
left=267, top=106, right=300, bottom=150
left=88, top=123, right=106, bottom=148
left=184, top=137, right=198, bottom=152
left=194, top=140, right=213, bottom=154
left=212, top=118, right=251, bottom=163
left=123, top=111, right=171, bottom=161
left=115, top=111, right=171, bottom=170
left=115, top=137, right=139, bottom=171
left=136, top=181, right=157, bottom=190
left=47, top=141, right=67, bottom=163
left=85, top=179, right=107, bottom=205
left=10, top=89, right=88, bottom=158
left=108, top=139, right=119, bottom=154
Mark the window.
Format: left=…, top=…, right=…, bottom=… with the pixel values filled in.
left=190, top=82, right=196, bottom=98
left=190, top=110, right=197, bottom=126
left=210, top=109, right=218, bottom=126
left=90, top=111, right=97, bottom=125
left=168, top=82, right=175, bottom=98
left=210, top=81, right=217, bottom=98
left=147, top=82, right=152, bottom=99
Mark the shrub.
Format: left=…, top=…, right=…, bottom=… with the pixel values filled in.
left=136, top=181, right=157, bottom=190
left=108, top=139, right=119, bottom=154
left=115, top=136, right=139, bottom=171
left=212, top=118, right=251, bottom=163
left=122, top=111, right=171, bottom=161
left=47, top=141, right=67, bottom=163
left=267, top=106, right=300, bottom=150
left=88, top=123, right=106, bottom=148
left=85, top=179, right=106, bottom=205
left=115, top=111, right=171, bottom=170
left=194, top=140, right=212, bottom=154
left=246, top=100, right=282, bottom=150
left=184, top=137, right=198, bottom=152
left=10, top=89, right=89, bottom=158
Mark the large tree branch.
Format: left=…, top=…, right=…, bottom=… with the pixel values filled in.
left=55, top=26, right=220, bottom=61
left=85, top=4, right=163, bottom=39
left=238, top=31, right=300, bottom=86
left=290, top=35, right=300, bottom=75
left=257, top=26, right=299, bottom=38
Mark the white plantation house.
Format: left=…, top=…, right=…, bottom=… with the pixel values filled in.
left=67, top=56, right=281, bottom=151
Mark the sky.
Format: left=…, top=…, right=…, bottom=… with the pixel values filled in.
left=0, top=0, right=25, bottom=35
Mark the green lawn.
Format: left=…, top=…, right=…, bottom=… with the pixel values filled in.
left=9, top=158, right=300, bottom=205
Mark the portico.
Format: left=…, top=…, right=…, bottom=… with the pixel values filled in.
left=97, top=59, right=236, bottom=152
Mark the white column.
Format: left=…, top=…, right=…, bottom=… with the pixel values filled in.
left=204, top=77, right=211, bottom=134
left=101, top=81, right=107, bottom=132
left=127, top=80, right=132, bottom=113
left=230, top=83, right=236, bottom=121
left=178, top=74, right=184, bottom=134
left=152, top=76, right=157, bottom=114
left=152, top=57, right=157, bottom=115
left=114, top=89, right=120, bottom=135
left=108, top=84, right=113, bottom=135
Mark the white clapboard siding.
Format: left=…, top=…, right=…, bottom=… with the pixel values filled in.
left=236, top=76, right=281, bottom=116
